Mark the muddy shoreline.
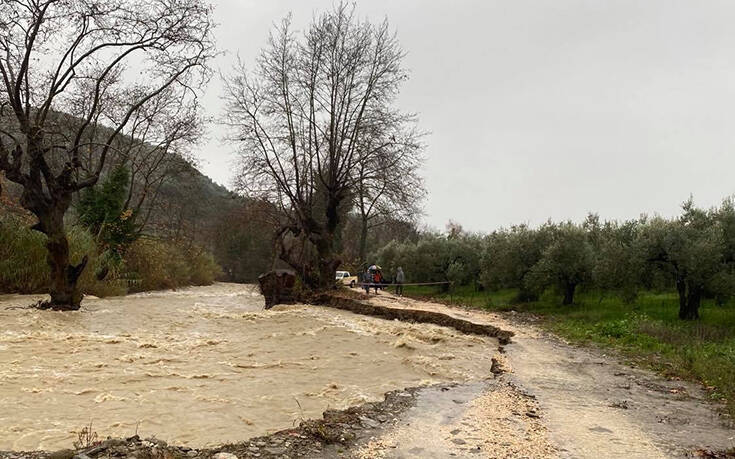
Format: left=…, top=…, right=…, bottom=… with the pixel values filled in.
left=313, top=291, right=514, bottom=345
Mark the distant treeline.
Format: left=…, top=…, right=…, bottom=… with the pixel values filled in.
left=373, top=199, right=735, bottom=320
left=215, top=204, right=422, bottom=283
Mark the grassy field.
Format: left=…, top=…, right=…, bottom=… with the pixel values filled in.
left=402, top=284, right=735, bottom=418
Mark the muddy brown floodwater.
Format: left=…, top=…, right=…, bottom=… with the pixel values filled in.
left=0, top=283, right=496, bottom=452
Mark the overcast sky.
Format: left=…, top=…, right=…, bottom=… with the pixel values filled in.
left=198, top=0, right=735, bottom=232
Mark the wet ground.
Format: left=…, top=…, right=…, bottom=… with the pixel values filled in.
left=358, top=294, right=735, bottom=458
left=347, top=380, right=556, bottom=458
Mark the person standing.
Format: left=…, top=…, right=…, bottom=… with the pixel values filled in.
left=395, top=267, right=405, bottom=296
left=373, top=269, right=382, bottom=294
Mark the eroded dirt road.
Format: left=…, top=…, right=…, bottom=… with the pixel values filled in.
left=353, top=293, right=734, bottom=458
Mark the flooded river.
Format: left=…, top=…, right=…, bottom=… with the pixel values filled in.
left=0, top=283, right=496, bottom=451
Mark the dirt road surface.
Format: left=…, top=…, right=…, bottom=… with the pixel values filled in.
left=352, top=293, right=734, bottom=458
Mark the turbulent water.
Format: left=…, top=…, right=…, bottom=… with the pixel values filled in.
left=0, top=283, right=496, bottom=451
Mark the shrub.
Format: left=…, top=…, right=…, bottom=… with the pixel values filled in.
left=187, top=247, right=222, bottom=285
left=123, top=238, right=222, bottom=292
left=0, top=214, right=219, bottom=296
left=0, top=214, right=126, bottom=296
left=0, top=214, right=49, bottom=293
left=70, top=226, right=128, bottom=297
left=594, top=319, right=632, bottom=339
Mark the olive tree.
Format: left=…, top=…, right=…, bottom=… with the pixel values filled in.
left=481, top=223, right=553, bottom=301
left=640, top=200, right=735, bottom=320
left=589, top=218, right=644, bottom=303
left=225, top=4, right=418, bottom=288
left=0, top=0, right=213, bottom=309
left=373, top=230, right=482, bottom=290
left=526, top=222, right=594, bottom=305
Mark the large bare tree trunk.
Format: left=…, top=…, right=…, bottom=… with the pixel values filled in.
left=317, top=253, right=340, bottom=290
left=562, top=282, right=576, bottom=305
left=30, top=197, right=89, bottom=310
left=313, top=194, right=343, bottom=289
left=275, top=222, right=339, bottom=291
left=677, top=277, right=701, bottom=320
left=46, top=228, right=87, bottom=310
left=359, top=217, right=369, bottom=263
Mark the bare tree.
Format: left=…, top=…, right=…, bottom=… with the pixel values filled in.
left=353, top=120, right=425, bottom=262
left=116, top=88, right=204, bottom=234
left=0, top=0, right=214, bottom=309
left=224, top=4, right=421, bottom=288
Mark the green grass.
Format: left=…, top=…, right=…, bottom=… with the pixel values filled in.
left=403, top=284, right=735, bottom=419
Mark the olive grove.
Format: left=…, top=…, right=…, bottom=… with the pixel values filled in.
left=373, top=198, right=735, bottom=320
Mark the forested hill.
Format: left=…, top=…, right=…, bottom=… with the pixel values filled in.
left=143, top=159, right=240, bottom=242
left=140, top=160, right=277, bottom=283
left=1, top=105, right=423, bottom=286
left=1, top=154, right=276, bottom=284
left=0, top=146, right=235, bottom=240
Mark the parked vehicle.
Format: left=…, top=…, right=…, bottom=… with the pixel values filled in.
left=335, top=271, right=358, bottom=288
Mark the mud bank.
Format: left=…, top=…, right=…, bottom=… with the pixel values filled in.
left=314, top=292, right=514, bottom=345
left=2, top=380, right=553, bottom=459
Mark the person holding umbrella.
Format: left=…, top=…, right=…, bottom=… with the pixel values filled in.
left=365, top=264, right=382, bottom=294
left=372, top=266, right=383, bottom=294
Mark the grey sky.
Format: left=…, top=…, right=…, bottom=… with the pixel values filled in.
left=199, top=0, right=735, bottom=232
